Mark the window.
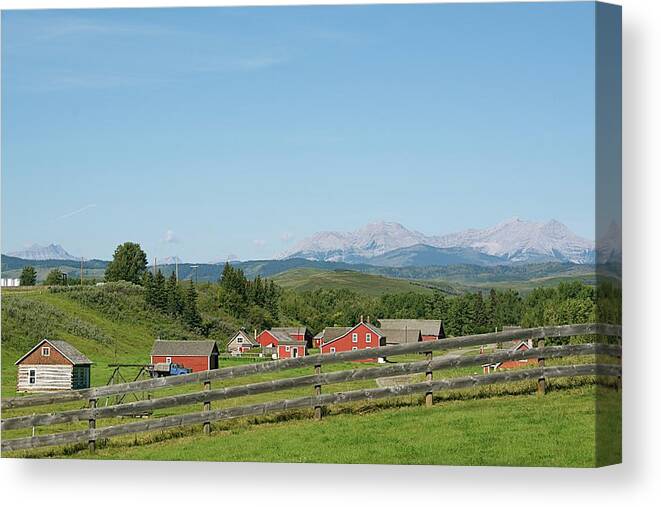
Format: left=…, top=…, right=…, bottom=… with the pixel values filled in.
left=237, top=337, right=243, bottom=343
left=352, top=333, right=358, bottom=343
left=29, top=369, right=36, bottom=385
left=352, top=346, right=358, bottom=351
left=165, top=357, right=172, bottom=364
left=330, top=347, right=336, bottom=353
left=286, top=346, right=291, bottom=352
left=366, top=333, right=372, bottom=343
left=42, top=347, right=50, bottom=356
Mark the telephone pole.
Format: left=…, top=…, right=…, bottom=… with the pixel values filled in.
left=80, top=257, right=84, bottom=285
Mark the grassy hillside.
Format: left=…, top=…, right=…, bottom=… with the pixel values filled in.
left=0, top=283, right=203, bottom=398
left=271, top=268, right=451, bottom=296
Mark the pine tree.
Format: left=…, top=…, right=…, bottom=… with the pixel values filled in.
left=143, top=271, right=155, bottom=306
left=183, top=281, right=202, bottom=329
left=166, top=271, right=183, bottom=316
left=19, top=266, right=37, bottom=286
left=153, top=270, right=167, bottom=311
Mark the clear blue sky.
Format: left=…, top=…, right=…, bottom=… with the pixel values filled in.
left=2, top=3, right=597, bottom=262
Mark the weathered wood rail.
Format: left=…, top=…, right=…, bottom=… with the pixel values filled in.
left=1, top=323, right=621, bottom=453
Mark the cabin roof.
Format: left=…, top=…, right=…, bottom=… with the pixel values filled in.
left=377, top=319, right=444, bottom=336
left=151, top=340, right=218, bottom=357
left=15, top=339, right=93, bottom=366
left=271, top=326, right=309, bottom=337
left=229, top=330, right=259, bottom=346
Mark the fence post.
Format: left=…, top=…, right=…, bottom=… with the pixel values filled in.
left=425, top=351, right=433, bottom=407
left=88, top=398, right=97, bottom=453
left=314, top=363, right=322, bottom=420
left=616, top=337, right=622, bottom=391
left=537, top=337, right=546, bottom=396
left=203, top=380, right=211, bottom=435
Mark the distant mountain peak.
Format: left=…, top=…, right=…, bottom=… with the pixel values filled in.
left=6, top=243, right=80, bottom=261
left=281, top=218, right=595, bottom=266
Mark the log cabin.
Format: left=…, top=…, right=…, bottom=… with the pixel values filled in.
left=15, top=339, right=93, bottom=392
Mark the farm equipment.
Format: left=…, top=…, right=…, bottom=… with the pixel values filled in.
left=150, top=362, right=192, bottom=378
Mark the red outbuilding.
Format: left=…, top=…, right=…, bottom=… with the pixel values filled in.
left=270, top=327, right=312, bottom=348
left=256, top=329, right=306, bottom=359
left=319, top=321, right=386, bottom=362
left=482, top=339, right=536, bottom=374
left=150, top=340, right=219, bottom=372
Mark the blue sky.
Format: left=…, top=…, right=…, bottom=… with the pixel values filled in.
left=1, top=3, right=597, bottom=262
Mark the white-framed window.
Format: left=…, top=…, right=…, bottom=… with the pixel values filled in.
left=42, top=346, right=50, bottom=356
left=352, top=346, right=358, bottom=351
left=330, top=347, right=336, bottom=353
left=286, top=346, right=291, bottom=352
left=165, top=357, right=172, bottom=364
left=29, top=369, right=36, bottom=384
left=237, top=337, right=243, bottom=343
left=352, top=333, right=358, bottom=343
left=366, top=333, right=372, bottom=343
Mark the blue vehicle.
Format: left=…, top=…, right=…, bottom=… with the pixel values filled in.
left=151, top=362, right=192, bottom=377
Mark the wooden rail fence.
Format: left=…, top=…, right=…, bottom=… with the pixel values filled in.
left=1, top=323, right=621, bottom=453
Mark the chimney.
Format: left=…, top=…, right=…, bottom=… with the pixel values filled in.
left=366, top=315, right=370, bottom=324
left=254, top=329, right=257, bottom=340
left=360, top=315, right=364, bottom=323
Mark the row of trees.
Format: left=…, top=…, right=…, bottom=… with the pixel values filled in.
left=143, top=271, right=202, bottom=330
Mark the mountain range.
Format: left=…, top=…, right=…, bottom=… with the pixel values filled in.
left=6, top=243, right=80, bottom=261
left=282, top=218, right=595, bottom=266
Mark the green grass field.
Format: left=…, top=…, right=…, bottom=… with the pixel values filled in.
left=271, top=268, right=439, bottom=295
left=9, top=386, right=620, bottom=467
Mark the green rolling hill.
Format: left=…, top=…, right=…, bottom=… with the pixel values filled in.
left=270, top=268, right=457, bottom=296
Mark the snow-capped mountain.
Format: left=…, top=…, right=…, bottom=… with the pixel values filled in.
left=282, top=218, right=595, bottom=265
left=6, top=243, right=80, bottom=261
left=433, top=218, right=595, bottom=264
left=281, top=222, right=428, bottom=263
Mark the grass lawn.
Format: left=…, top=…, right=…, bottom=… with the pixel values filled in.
left=8, top=386, right=621, bottom=468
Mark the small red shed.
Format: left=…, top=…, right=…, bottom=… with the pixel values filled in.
left=150, top=340, right=219, bottom=372
left=482, top=339, right=536, bottom=374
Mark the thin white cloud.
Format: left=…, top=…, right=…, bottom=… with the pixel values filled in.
left=163, top=230, right=180, bottom=244
left=56, top=203, right=96, bottom=220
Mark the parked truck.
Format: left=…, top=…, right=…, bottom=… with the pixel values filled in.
left=150, top=362, right=192, bottom=378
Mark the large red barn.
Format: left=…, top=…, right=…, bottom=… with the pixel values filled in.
left=319, top=321, right=385, bottom=362
left=150, top=340, right=219, bottom=372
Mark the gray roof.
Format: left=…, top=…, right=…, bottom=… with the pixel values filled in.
left=49, top=340, right=93, bottom=365
left=381, top=328, right=422, bottom=345
left=378, top=319, right=444, bottom=337
left=151, top=340, right=218, bottom=356
left=15, top=339, right=93, bottom=366
left=264, top=329, right=301, bottom=344
left=271, top=327, right=309, bottom=337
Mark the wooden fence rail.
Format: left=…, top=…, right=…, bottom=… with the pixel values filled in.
left=1, top=342, right=621, bottom=431
left=1, top=363, right=621, bottom=452
left=1, top=323, right=621, bottom=410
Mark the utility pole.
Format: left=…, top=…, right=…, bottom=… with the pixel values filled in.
left=154, top=257, right=157, bottom=276
left=175, top=258, right=179, bottom=282
left=80, top=257, right=84, bottom=285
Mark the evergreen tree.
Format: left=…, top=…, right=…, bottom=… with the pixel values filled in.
left=19, top=266, right=37, bottom=286
left=166, top=271, right=183, bottom=316
left=44, top=269, right=66, bottom=286
left=153, top=270, right=167, bottom=311
left=183, top=281, right=202, bottom=329
left=143, top=271, right=155, bottom=306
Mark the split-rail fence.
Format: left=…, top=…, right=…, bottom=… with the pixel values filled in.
left=1, top=323, right=622, bottom=453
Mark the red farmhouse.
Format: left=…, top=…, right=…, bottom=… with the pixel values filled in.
left=482, top=339, right=536, bottom=374
left=256, top=329, right=306, bottom=359
left=270, top=327, right=312, bottom=348
left=150, top=340, right=219, bottom=373
left=319, top=321, right=385, bottom=362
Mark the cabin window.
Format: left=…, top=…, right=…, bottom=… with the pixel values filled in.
left=42, top=347, right=50, bottom=357
left=237, top=337, right=243, bottom=343
left=330, top=347, right=336, bottom=353
left=366, top=333, right=372, bottom=343
left=166, top=357, right=172, bottom=364
left=285, top=346, right=291, bottom=352
left=352, top=333, right=358, bottom=343
left=29, top=369, right=36, bottom=384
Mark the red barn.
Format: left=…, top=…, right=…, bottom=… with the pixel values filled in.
left=270, top=327, right=312, bottom=348
left=378, top=319, right=446, bottom=341
left=319, top=322, right=386, bottom=362
left=256, top=329, right=306, bottom=359
left=482, top=339, right=536, bottom=374
left=150, top=340, right=219, bottom=372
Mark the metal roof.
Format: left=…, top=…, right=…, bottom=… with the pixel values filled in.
left=377, top=319, right=444, bottom=337
left=14, top=339, right=93, bottom=366
left=380, top=328, right=422, bottom=345
left=151, top=340, right=218, bottom=356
